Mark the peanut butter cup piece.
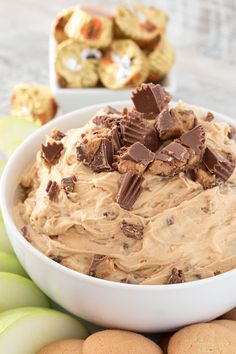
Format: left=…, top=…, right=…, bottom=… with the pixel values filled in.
left=92, top=108, right=122, bottom=128
left=167, top=268, right=185, bottom=284
left=120, top=220, right=144, bottom=240
left=110, top=126, right=122, bottom=153
left=76, top=135, right=103, bottom=164
left=41, top=142, right=64, bottom=165
left=203, top=147, right=235, bottom=182
left=120, top=112, right=160, bottom=152
left=116, top=142, right=155, bottom=174
left=46, top=180, right=59, bottom=201
left=172, top=108, right=197, bottom=131
left=178, top=125, right=205, bottom=167
left=149, top=142, right=190, bottom=176
left=194, top=165, right=218, bottom=189
left=131, top=83, right=171, bottom=115
left=155, top=108, right=183, bottom=140
left=116, top=171, right=144, bottom=210
left=89, top=254, right=114, bottom=279
left=51, top=128, right=66, bottom=141
left=90, top=138, right=113, bottom=172
left=204, top=111, right=214, bottom=122
left=61, top=176, right=77, bottom=193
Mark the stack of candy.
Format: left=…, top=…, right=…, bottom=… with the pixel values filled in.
left=53, top=2, right=175, bottom=89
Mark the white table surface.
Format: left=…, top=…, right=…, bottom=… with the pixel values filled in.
left=0, top=0, right=236, bottom=117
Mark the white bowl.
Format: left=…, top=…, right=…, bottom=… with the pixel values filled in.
left=1, top=101, right=236, bottom=332
left=49, top=36, right=177, bottom=113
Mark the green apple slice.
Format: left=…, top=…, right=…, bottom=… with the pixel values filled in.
left=0, top=272, right=50, bottom=311
left=0, top=212, right=13, bottom=254
left=0, top=117, right=39, bottom=158
left=0, top=252, right=27, bottom=277
left=0, top=307, right=88, bottom=354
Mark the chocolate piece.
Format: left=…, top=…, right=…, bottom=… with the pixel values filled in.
left=51, top=129, right=66, bottom=141
left=110, top=126, right=122, bottom=153
left=120, top=220, right=144, bottom=240
left=131, top=83, right=171, bottom=115
left=117, top=142, right=155, bottom=173
left=166, top=216, right=174, bottom=225
left=41, top=142, right=64, bottom=165
left=76, top=136, right=102, bottom=165
left=46, top=180, right=59, bottom=201
left=149, top=142, right=190, bottom=176
left=120, top=113, right=160, bottom=152
left=90, top=139, right=113, bottom=172
left=173, top=108, right=197, bottom=131
left=178, top=125, right=205, bottom=156
left=167, top=268, right=185, bottom=284
left=61, top=176, right=77, bottom=193
left=194, top=165, right=218, bottom=189
left=116, top=171, right=144, bottom=210
left=88, top=254, right=107, bottom=277
left=155, top=108, right=183, bottom=140
left=103, top=105, right=121, bottom=115
left=204, top=112, right=214, bottom=122
left=203, top=147, right=235, bottom=182
left=228, top=125, right=236, bottom=139
left=92, top=114, right=122, bottom=129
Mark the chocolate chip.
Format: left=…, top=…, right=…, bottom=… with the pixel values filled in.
left=131, top=83, right=171, bottom=115
left=120, top=220, right=144, bottom=240
left=155, top=108, right=183, bottom=140
left=203, top=147, right=235, bottom=182
left=166, top=216, right=174, bottom=226
left=110, top=126, right=122, bottom=153
left=116, top=171, right=144, bottom=210
left=90, top=139, right=113, bottom=172
left=41, top=142, right=64, bottom=165
left=88, top=254, right=108, bottom=277
left=167, top=268, right=185, bottom=284
left=204, top=112, right=214, bottom=122
left=61, top=176, right=77, bottom=193
left=120, top=112, right=160, bottom=152
left=46, top=180, right=59, bottom=201
left=51, top=129, right=66, bottom=141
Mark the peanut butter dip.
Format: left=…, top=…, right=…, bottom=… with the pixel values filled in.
left=14, top=84, right=236, bottom=285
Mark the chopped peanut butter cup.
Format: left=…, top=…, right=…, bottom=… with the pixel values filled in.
left=167, top=268, right=185, bottom=284
left=131, top=83, right=170, bottom=115
left=120, top=220, right=144, bottom=240
left=116, top=142, right=155, bottom=174
left=51, top=129, right=66, bottom=141
left=172, top=108, right=197, bottom=131
left=203, top=147, right=235, bottom=182
left=120, top=112, right=160, bottom=152
left=116, top=171, right=144, bottom=210
left=46, top=180, right=59, bottom=201
left=90, top=139, right=113, bottom=172
left=41, top=142, right=64, bottom=165
left=149, top=142, right=190, bottom=176
left=155, top=108, right=183, bottom=140
left=61, top=176, right=77, bottom=193
left=110, top=126, right=122, bottom=153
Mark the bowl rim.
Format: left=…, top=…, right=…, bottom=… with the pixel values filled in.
left=1, top=99, right=236, bottom=291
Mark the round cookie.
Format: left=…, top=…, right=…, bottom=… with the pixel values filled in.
left=168, top=322, right=236, bottom=354
left=99, top=39, right=149, bottom=89
left=212, top=319, right=236, bottom=332
left=83, top=329, right=163, bottom=354
left=223, top=307, right=236, bottom=321
left=115, top=3, right=168, bottom=46
left=37, top=339, right=84, bottom=354
left=52, top=7, right=75, bottom=43
left=11, top=84, right=57, bottom=125
left=55, top=39, right=101, bottom=88
left=147, top=35, right=175, bottom=81
left=65, top=6, right=113, bottom=48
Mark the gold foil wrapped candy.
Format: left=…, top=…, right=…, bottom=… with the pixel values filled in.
left=147, top=35, right=175, bottom=81
left=115, top=2, right=168, bottom=46
left=55, top=39, right=102, bottom=88
left=11, top=84, right=58, bottom=125
left=65, top=6, right=113, bottom=48
left=52, top=7, right=75, bottom=43
left=98, top=39, right=149, bottom=89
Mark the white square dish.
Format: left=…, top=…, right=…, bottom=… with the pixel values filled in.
left=49, top=36, right=177, bottom=113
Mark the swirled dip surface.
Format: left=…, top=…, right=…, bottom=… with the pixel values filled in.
left=14, top=84, right=236, bottom=285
